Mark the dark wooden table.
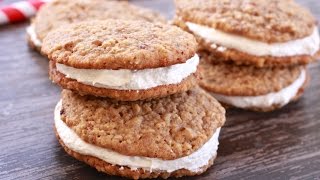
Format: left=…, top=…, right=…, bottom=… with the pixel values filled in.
left=1, top=0, right=320, bottom=179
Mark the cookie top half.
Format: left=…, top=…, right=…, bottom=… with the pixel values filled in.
left=42, top=20, right=197, bottom=70
left=175, top=0, right=316, bottom=43
left=33, top=0, right=166, bottom=41
left=60, top=88, right=225, bottom=160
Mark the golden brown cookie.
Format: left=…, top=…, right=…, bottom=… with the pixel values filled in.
left=27, top=0, right=166, bottom=51
left=174, top=0, right=319, bottom=67
left=60, top=88, right=225, bottom=159
left=43, top=20, right=199, bottom=100
left=199, top=54, right=309, bottom=112
left=54, top=88, right=225, bottom=178
left=42, top=20, right=196, bottom=69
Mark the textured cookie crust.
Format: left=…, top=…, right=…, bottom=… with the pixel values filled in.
left=55, top=130, right=216, bottom=179
left=199, top=55, right=305, bottom=96
left=42, top=20, right=197, bottom=70
left=175, top=0, right=316, bottom=43
left=49, top=61, right=198, bottom=101
left=60, top=88, right=225, bottom=160
left=34, top=0, right=166, bottom=41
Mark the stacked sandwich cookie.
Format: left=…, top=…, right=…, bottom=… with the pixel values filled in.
left=46, top=20, right=199, bottom=101
left=27, top=0, right=166, bottom=52
left=42, top=20, right=226, bottom=179
left=174, top=0, right=320, bottom=111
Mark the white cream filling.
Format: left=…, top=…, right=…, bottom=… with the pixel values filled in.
left=26, top=24, right=42, bottom=47
left=186, top=22, right=320, bottom=57
left=54, top=100, right=220, bottom=173
left=56, top=54, right=199, bottom=90
left=211, top=70, right=306, bottom=109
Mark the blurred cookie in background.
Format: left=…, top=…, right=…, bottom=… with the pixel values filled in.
left=199, top=52, right=308, bottom=112
left=27, top=0, right=166, bottom=53
left=174, top=0, right=319, bottom=67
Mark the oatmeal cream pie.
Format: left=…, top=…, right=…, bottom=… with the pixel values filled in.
left=27, top=0, right=166, bottom=52
left=174, top=0, right=320, bottom=67
left=42, top=20, right=199, bottom=101
left=54, top=88, right=226, bottom=179
left=199, top=53, right=309, bottom=112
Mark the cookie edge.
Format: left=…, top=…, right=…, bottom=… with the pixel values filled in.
left=210, top=73, right=310, bottom=112
left=55, top=128, right=216, bottom=179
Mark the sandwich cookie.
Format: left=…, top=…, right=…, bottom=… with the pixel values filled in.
left=42, top=20, right=199, bottom=101
left=55, top=88, right=226, bottom=179
left=199, top=54, right=308, bottom=112
left=27, top=0, right=166, bottom=52
left=174, top=0, right=320, bottom=67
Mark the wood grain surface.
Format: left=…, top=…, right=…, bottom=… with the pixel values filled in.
left=0, top=0, right=320, bottom=179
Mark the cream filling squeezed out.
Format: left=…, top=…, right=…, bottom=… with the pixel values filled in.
left=26, top=24, right=42, bottom=47
left=55, top=100, right=220, bottom=173
left=186, top=22, right=320, bottom=57
left=211, top=70, right=306, bottom=109
left=56, top=54, right=199, bottom=90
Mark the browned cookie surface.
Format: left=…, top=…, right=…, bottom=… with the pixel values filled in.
left=34, top=0, right=166, bottom=42
left=199, top=54, right=305, bottom=96
left=175, top=0, right=316, bottom=43
left=60, top=88, right=225, bottom=160
left=42, top=20, right=197, bottom=70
